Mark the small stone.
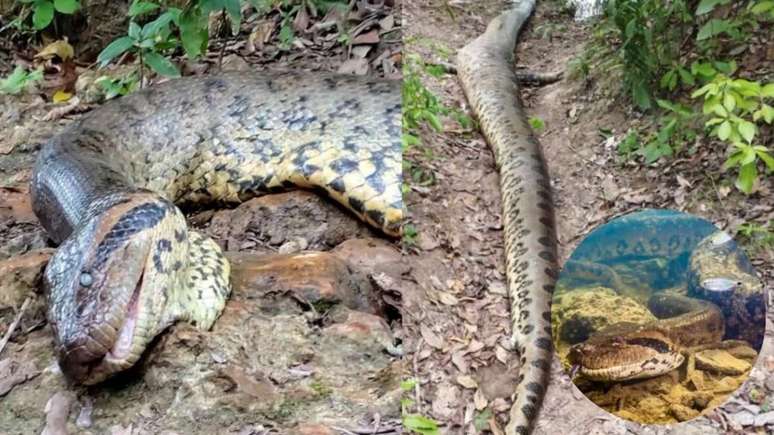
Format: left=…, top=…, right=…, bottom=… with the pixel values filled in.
left=695, top=349, right=752, bottom=375
left=277, top=237, right=308, bottom=254
left=324, top=308, right=395, bottom=354
left=669, top=403, right=699, bottom=422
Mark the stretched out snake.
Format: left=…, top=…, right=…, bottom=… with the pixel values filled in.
left=568, top=294, right=725, bottom=382
left=457, top=1, right=558, bottom=434
left=31, top=71, right=402, bottom=384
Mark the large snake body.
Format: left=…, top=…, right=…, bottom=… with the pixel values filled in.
left=31, top=71, right=402, bottom=384
left=457, top=1, right=558, bottom=434
left=568, top=294, right=725, bottom=382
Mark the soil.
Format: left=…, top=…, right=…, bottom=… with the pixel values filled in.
left=402, top=0, right=773, bottom=434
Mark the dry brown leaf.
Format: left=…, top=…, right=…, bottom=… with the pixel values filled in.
left=337, top=58, right=369, bottom=75
left=420, top=324, right=445, bottom=350
left=438, top=291, right=459, bottom=306
left=456, top=375, right=477, bottom=389
left=352, top=29, right=380, bottom=45
left=379, top=15, right=394, bottom=30
left=41, top=392, right=73, bottom=435
left=473, top=388, right=488, bottom=410
left=293, top=6, right=310, bottom=33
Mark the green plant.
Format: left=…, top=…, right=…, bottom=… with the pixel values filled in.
left=402, top=224, right=418, bottom=246
left=604, top=0, right=692, bottom=109
left=96, top=73, right=140, bottom=99
left=736, top=221, right=774, bottom=252
left=403, top=414, right=440, bottom=435
left=0, top=65, right=43, bottom=94
left=692, top=73, right=774, bottom=192
left=528, top=116, right=546, bottom=132
left=17, top=0, right=80, bottom=29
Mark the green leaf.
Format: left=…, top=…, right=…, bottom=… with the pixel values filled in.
left=697, top=19, right=732, bottom=41
left=762, top=84, right=774, bottom=98
left=141, top=10, right=176, bottom=39
left=756, top=104, right=774, bottom=123
left=660, top=70, right=677, bottom=90
left=691, top=61, right=716, bottom=78
left=736, top=162, right=757, bottom=194
left=402, top=414, right=439, bottom=435
left=0, top=66, right=42, bottom=94
left=632, top=81, right=651, bottom=110
left=718, top=120, right=732, bottom=140
left=178, top=7, right=209, bottom=59
left=128, top=1, right=159, bottom=17
left=128, top=21, right=141, bottom=40
left=32, top=0, right=55, bottom=29
left=528, top=116, right=546, bottom=132
left=751, top=1, right=774, bottom=14
left=143, top=51, right=180, bottom=77
left=738, top=120, right=756, bottom=143
left=425, top=112, right=442, bottom=132
left=696, top=0, right=729, bottom=14
left=723, top=93, right=736, bottom=112
left=714, top=60, right=736, bottom=74
left=53, top=0, right=79, bottom=13
left=692, top=83, right=717, bottom=99
left=97, top=36, right=135, bottom=66
left=223, top=0, right=241, bottom=34
left=678, top=67, right=695, bottom=86
left=756, top=148, right=774, bottom=172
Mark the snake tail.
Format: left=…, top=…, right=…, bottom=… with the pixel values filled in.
left=457, top=1, right=558, bottom=434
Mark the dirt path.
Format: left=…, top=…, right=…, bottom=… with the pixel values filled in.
left=402, top=1, right=773, bottom=433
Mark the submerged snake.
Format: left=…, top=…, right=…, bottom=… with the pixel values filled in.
left=568, top=294, right=725, bottom=382
left=457, top=1, right=558, bottom=434
left=31, top=71, right=402, bottom=384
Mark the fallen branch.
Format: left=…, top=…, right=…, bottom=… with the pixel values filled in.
left=426, top=61, right=563, bottom=85
left=0, top=296, right=32, bottom=357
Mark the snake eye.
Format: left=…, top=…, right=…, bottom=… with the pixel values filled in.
left=79, top=272, right=93, bottom=287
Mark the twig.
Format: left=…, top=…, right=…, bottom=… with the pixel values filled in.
left=425, top=61, right=564, bottom=85
left=0, top=296, right=32, bottom=357
left=217, top=10, right=229, bottom=71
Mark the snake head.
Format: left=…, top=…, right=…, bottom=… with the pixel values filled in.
left=44, top=193, right=188, bottom=384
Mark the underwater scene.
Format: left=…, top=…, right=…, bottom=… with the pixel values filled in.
left=551, top=209, right=766, bottom=424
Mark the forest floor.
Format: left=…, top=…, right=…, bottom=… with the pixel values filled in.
left=402, top=0, right=773, bottom=434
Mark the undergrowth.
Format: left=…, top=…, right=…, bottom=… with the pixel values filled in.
left=574, top=0, right=773, bottom=194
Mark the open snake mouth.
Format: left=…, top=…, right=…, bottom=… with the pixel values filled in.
left=107, top=268, right=144, bottom=360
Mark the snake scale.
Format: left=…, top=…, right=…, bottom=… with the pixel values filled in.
left=31, top=70, right=402, bottom=384
left=457, top=1, right=558, bottom=434
left=568, top=294, right=725, bottom=382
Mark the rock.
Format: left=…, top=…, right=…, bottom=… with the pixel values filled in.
left=208, top=191, right=375, bottom=253
left=0, top=187, right=36, bottom=224
left=695, top=349, right=752, bottom=375
left=551, top=287, right=655, bottom=353
left=323, top=308, right=396, bottom=354
left=227, top=251, right=381, bottom=314
left=331, top=238, right=406, bottom=277
left=669, top=403, right=699, bottom=422
left=0, top=249, right=53, bottom=309
left=0, top=224, right=49, bottom=261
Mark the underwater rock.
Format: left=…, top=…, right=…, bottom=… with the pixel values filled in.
left=669, top=403, right=700, bottom=422
left=695, top=349, right=752, bottom=376
left=552, top=287, right=655, bottom=353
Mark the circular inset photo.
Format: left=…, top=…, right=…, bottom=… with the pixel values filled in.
left=551, top=209, right=766, bottom=425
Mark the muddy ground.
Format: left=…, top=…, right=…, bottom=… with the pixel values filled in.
left=402, top=0, right=773, bottom=434
left=0, top=2, right=405, bottom=434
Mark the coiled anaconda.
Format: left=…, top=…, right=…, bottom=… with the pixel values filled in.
left=568, top=294, right=725, bottom=382
left=31, top=70, right=402, bottom=384
left=457, top=1, right=558, bottom=434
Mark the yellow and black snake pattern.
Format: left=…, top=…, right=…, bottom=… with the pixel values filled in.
left=31, top=71, right=402, bottom=384
left=457, top=1, right=558, bottom=434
